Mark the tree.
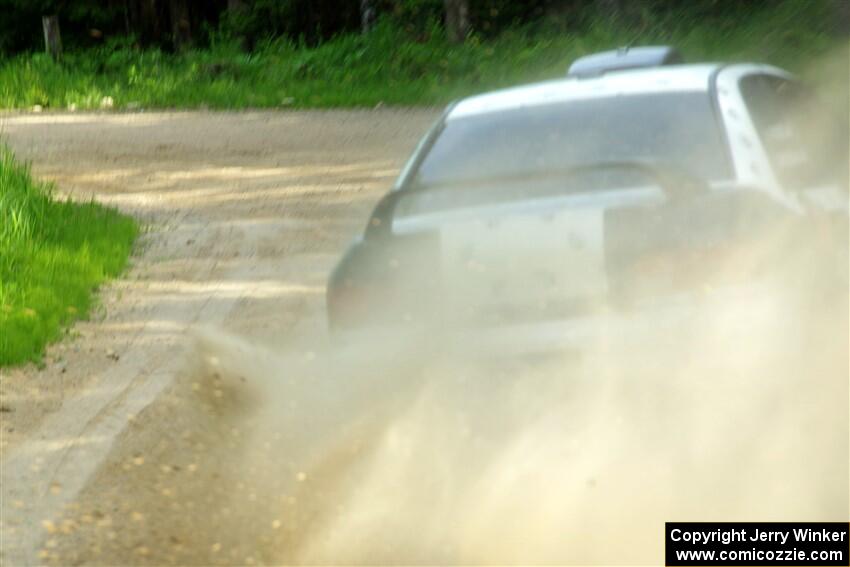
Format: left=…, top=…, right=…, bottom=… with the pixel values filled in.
left=41, top=14, right=62, bottom=59
left=443, top=0, right=468, bottom=43
left=225, top=0, right=251, bottom=49
left=136, top=0, right=164, bottom=46
left=835, top=0, right=850, bottom=37
left=360, top=0, right=376, bottom=34
left=169, top=0, right=191, bottom=50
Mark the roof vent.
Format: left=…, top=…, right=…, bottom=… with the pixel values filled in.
left=567, top=46, right=683, bottom=78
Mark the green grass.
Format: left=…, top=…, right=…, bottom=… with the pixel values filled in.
left=0, top=147, right=137, bottom=367
left=0, top=0, right=844, bottom=110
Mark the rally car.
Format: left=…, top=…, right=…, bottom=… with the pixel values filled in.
left=326, top=46, right=847, bottom=352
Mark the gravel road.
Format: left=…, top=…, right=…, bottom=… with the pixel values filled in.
left=0, top=110, right=439, bottom=565
left=0, top=110, right=846, bottom=566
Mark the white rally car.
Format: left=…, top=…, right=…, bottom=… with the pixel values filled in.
left=327, top=47, right=848, bottom=353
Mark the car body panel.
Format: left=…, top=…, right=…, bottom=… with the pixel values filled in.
left=714, top=64, right=801, bottom=209
left=456, top=279, right=778, bottom=358
left=327, top=57, right=848, bottom=349
left=448, top=64, right=720, bottom=121
left=439, top=202, right=609, bottom=318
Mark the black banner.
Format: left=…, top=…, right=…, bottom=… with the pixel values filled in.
left=666, top=522, right=849, bottom=566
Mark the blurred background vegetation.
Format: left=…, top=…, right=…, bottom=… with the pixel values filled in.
left=0, top=0, right=847, bottom=109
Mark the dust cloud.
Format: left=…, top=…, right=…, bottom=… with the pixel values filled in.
left=58, top=262, right=843, bottom=565
left=44, top=54, right=848, bottom=565
left=187, top=270, right=846, bottom=565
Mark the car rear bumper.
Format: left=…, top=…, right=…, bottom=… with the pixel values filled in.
left=331, top=281, right=780, bottom=361
left=452, top=281, right=780, bottom=359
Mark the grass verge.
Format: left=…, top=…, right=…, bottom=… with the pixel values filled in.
left=0, top=146, right=137, bottom=367
left=0, top=0, right=844, bottom=110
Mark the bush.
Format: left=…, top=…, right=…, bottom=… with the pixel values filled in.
left=0, top=0, right=843, bottom=110
left=0, top=147, right=138, bottom=366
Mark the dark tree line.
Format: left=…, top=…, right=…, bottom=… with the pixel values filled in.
left=0, top=0, right=846, bottom=56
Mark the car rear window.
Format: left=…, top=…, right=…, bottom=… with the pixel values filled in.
left=412, top=92, right=732, bottom=188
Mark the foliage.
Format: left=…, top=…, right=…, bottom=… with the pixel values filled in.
left=0, top=0, right=125, bottom=54
left=219, top=0, right=360, bottom=48
left=0, top=0, right=845, bottom=55
left=0, top=147, right=138, bottom=366
left=0, top=0, right=843, bottom=111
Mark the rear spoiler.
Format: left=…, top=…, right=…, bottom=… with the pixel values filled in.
left=568, top=46, right=683, bottom=78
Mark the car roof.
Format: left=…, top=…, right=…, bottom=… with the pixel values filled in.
left=448, top=63, right=723, bottom=121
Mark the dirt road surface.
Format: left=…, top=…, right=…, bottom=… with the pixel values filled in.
left=0, top=110, right=438, bottom=565
left=1, top=111, right=847, bottom=566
